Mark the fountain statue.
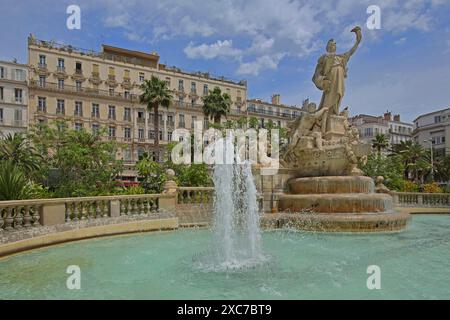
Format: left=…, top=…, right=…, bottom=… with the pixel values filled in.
left=273, top=26, right=411, bottom=232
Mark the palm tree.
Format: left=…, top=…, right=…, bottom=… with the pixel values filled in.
left=0, top=133, right=42, bottom=177
left=139, top=76, right=173, bottom=161
left=202, top=87, right=232, bottom=124
left=372, top=133, right=389, bottom=155
left=397, top=140, right=430, bottom=182
left=248, top=117, right=259, bottom=129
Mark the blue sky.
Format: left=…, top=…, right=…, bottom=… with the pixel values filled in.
left=1, top=0, right=450, bottom=122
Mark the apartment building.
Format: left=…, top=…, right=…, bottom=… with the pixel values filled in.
left=27, top=35, right=247, bottom=176
left=247, top=94, right=301, bottom=129
left=350, top=111, right=412, bottom=147
left=0, top=60, right=28, bottom=136
left=413, top=107, right=450, bottom=157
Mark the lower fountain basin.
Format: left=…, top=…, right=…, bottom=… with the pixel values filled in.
left=278, top=193, right=393, bottom=213
left=262, top=211, right=411, bottom=232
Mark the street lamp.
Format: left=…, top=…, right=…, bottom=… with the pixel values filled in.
left=424, top=139, right=434, bottom=181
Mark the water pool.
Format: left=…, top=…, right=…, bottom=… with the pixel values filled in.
left=0, top=215, right=449, bottom=299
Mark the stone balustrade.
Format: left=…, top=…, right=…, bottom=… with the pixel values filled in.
left=392, top=192, right=450, bottom=208
left=0, top=194, right=175, bottom=231
left=177, top=187, right=214, bottom=204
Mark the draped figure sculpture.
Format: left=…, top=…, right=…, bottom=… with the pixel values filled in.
left=313, top=26, right=362, bottom=115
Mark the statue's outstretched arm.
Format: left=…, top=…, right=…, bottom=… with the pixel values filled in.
left=345, top=26, right=362, bottom=58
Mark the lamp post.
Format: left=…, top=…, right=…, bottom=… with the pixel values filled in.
left=424, top=139, right=434, bottom=181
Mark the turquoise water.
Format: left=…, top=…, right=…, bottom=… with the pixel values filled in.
left=0, top=215, right=449, bottom=299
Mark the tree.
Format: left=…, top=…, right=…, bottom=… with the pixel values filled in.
left=0, top=133, right=42, bottom=179
left=28, top=124, right=123, bottom=197
left=248, top=117, right=259, bottom=129
left=361, top=154, right=406, bottom=191
left=140, top=76, right=173, bottom=161
left=202, top=87, right=232, bottom=124
left=397, top=141, right=430, bottom=182
left=372, top=133, right=389, bottom=156
left=0, top=160, right=32, bottom=200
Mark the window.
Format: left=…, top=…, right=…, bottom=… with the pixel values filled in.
left=203, top=84, right=208, bottom=95
left=108, top=67, right=115, bottom=76
left=165, top=77, right=171, bottom=87
left=124, top=69, right=130, bottom=79
left=435, top=116, right=442, bottom=123
left=57, top=99, right=65, bottom=114
left=108, top=105, right=116, bottom=119
left=13, top=69, right=25, bottom=81
left=179, top=114, right=185, bottom=128
left=0, top=87, right=3, bottom=100
left=124, top=91, right=130, bottom=99
left=57, top=122, right=65, bottom=132
left=109, top=87, right=115, bottom=96
left=168, top=131, right=172, bottom=141
left=75, top=123, right=83, bottom=131
left=137, top=111, right=145, bottom=122
left=167, top=115, right=174, bottom=126
left=76, top=81, right=82, bottom=91
left=0, top=108, right=3, bottom=122
left=109, top=126, right=116, bottom=138
left=58, top=58, right=65, bottom=69
left=38, top=97, right=46, bottom=112
left=58, top=79, right=64, bottom=90
left=139, top=73, right=145, bottom=82
left=75, top=101, right=83, bottom=116
left=138, top=128, right=145, bottom=140
left=178, top=80, right=184, bottom=91
left=75, top=62, right=82, bottom=73
left=191, top=82, right=196, bottom=93
left=148, top=130, right=155, bottom=140
left=364, top=127, right=373, bottom=137
left=191, top=116, right=197, bottom=129
left=92, top=104, right=100, bottom=118
left=14, top=110, right=22, bottom=124
left=39, top=55, right=46, bottom=67
left=39, top=76, right=46, bottom=87
left=92, top=124, right=100, bottom=134
left=124, top=107, right=131, bottom=121
left=124, top=128, right=131, bottom=139
left=14, top=89, right=23, bottom=103
left=0, top=67, right=5, bottom=78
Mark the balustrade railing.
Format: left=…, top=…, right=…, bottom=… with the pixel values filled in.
left=177, top=187, right=214, bottom=205
left=0, top=194, right=172, bottom=231
left=392, top=192, right=450, bottom=208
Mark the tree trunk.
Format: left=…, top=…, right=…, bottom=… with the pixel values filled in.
left=214, top=115, right=220, bottom=124
left=153, top=103, right=159, bottom=162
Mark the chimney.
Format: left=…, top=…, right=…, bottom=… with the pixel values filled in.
left=393, top=114, right=400, bottom=122
left=271, top=94, right=280, bottom=105
left=383, top=111, right=392, bottom=121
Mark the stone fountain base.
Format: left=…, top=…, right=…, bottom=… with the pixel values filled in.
left=270, top=176, right=410, bottom=232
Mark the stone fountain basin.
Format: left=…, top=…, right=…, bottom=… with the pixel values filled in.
left=278, top=193, right=393, bottom=213
left=288, top=176, right=375, bottom=194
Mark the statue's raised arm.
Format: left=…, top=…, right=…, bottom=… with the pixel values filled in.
left=344, top=26, right=362, bottom=59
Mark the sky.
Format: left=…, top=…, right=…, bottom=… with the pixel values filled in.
left=1, top=0, right=450, bottom=122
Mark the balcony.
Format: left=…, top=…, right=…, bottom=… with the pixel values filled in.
left=38, top=63, right=47, bottom=70
left=29, top=80, right=139, bottom=102
left=108, top=114, right=116, bottom=121
left=167, top=121, right=175, bottom=127
left=74, top=111, right=83, bottom=117
left=56, top=109, right=65, bottom=116
left=137, top=117, right=145, bottom=125
left=123, top=115, right=131, bottom=122
left=91, top=112, right=100, bottom=118
left=178, top=122, right=186, bottom=129
left=56, top=66, right=66, bottom=74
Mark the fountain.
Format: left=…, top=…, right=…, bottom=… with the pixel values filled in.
left=198, top=136, right=266, bottom=270
left=266, top=26, right=411, bottom=232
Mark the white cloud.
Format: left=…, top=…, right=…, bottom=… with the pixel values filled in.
left=237, top=54, right=285, bottom=76
left=184, top=40, right=242, bottom=60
